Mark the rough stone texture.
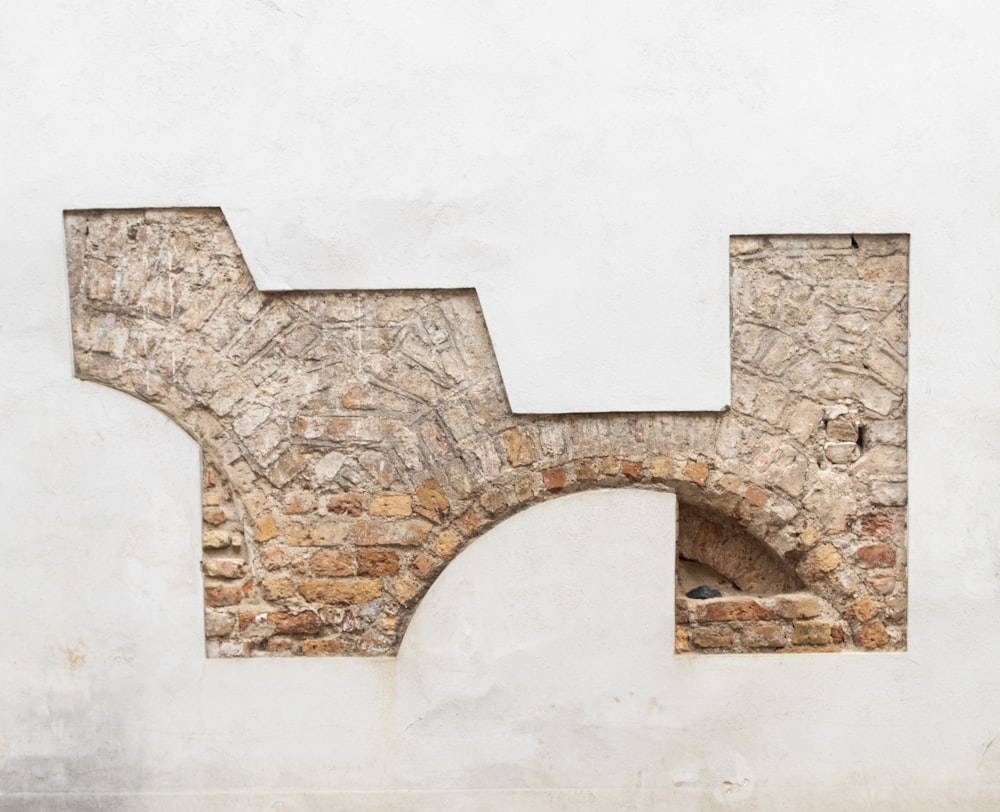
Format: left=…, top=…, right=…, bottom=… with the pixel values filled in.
left=67, top=212, right=908, bottom=656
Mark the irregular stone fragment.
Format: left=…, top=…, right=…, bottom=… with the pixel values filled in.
left=202, top=530, right=231, bottom=550
left=856, top=620, right=891, bottom=649
left=686, top=585, right=722, bottom=600
left=501, top=428, right=534, bottom=467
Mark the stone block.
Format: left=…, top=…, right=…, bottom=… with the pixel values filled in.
left=792, top=621, right=831, bottom=645
left=298, top=578, right=382, bottom=605
left=774, top=594, right=821, bottom=619
left=691, top=627, right=735, bottom=649
left=370, top=493, right=413, bottom=517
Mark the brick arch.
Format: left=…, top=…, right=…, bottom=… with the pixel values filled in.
left=67, top=209, right=908, bottom=655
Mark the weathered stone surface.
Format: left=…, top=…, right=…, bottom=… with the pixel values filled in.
left=298, top=578, right=382, bottom=605
left=357, top=550, right=400, bottom=576
left=792, top=621, right=832, bottom=646
left=744, top=624, right=787, bottom=649
left=857, top=544, right=896, bottom=568
left=856, top=620, right=891, bottom=649
left=202, top=559, right=247, bottom=579
left=849, top=596, right=879, bottom=622
left=309, top=550, right=355, bottom=577
left=691, top=627, right=735, bottom=648
left=267, top=612, right=322, bottom=635
left=774, top=594, right=821, bottom=619
left=202, top=530, right=231, bottom=550
left=67, top=211, right=908, bottom=656
left=799, top=544, right=843, bottom=583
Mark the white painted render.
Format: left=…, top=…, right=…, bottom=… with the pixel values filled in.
left=2, top=1, right=999, bottom=808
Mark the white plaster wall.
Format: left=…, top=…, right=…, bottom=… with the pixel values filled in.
left=2, top=1, right=1000, bottom=808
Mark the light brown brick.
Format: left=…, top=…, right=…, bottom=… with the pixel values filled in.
left=369, top=493, right=412, bottom=517
left=792, top=621, right=831, bottom=645
left=254, top=515, right=278, bottom=542
left=502, top=428, right=534, bottom=467
left=683, top=461, right=710, bottom=486
left=302, top=639, right=344, bottom=656
left=358, top=550, right=399, bottom=576
left=691, top=627, right=734, bottom=648
left=542, top=467, right=567, bottom=491
left=309, top=550, right=355, bottom=577
left=432, top=529, right=462, bottom=558
left=298, top=578, right=382, bottom=605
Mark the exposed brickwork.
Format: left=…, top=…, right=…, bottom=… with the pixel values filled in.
left=66, top=212, right=907, bottom=656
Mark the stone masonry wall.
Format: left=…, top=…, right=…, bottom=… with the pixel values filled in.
left=66, top=210, right=907, bottom=656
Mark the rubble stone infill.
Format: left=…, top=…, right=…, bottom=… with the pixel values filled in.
left=66, top=210, right=907, bottom=656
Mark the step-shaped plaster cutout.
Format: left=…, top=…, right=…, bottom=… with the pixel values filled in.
left=65, top=210, right=908, bottom=655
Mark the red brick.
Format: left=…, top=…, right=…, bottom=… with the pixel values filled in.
left=620, top=460, right=643, bottom=482
left=358, top=549, right=399, bottom=576
left=744, top=484, right=769, bottom=507
left=860, top=514, right=894, bottom=537
left=691, top=627, right=734, bottom=648
left=856, top=543, right=896, bottom=568
left=298, top=578, right=381, bottom=605
left=254, top=515, right=279, bottom=542
left=542, top=467, right=567, bottom=492
left=696, top=599, right=775, bottom=622
left=352, top=519, right=432, bottom=547
left=267, top=611, right=322, bottom=635
left=792, top=621, right=831, bottom=645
